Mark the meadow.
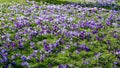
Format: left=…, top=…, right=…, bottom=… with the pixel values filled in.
left=0, top=0, right=120, bottom=68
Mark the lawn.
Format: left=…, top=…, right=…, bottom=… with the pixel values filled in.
left=0, top=0, right=120, bottom=68
left=0, top=0, right=26, bottom=3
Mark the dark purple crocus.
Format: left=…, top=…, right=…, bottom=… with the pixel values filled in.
left=58, top=64, right=64, bottom=68
left=117, top=18, right=120, bottom=21
left=113, top=34, right=119, bottom=39
left=79, top=44, right=90, bottom=52
left=98, top=16, right=102, bottom=19
left=11, top=61, right=16, bottom=66
left=10, top=42, right=16, bottom=47
left=40, top=56, right=44, bottom=62
left=46, top=30, right=51, bottom=34
left=44, top=44, right=49, bottom=52
left=96, top=36, right=105, bottom=41
left=43, top=40, right=50, bottom=52
left=106, top=40, right=111, bottom=45
left=3, top=64, right=9, bottom=68
left=92, top=29, right=98, bottom=34
left=65, top=64, right=69, bottom=68
left=97, top=24, right=103, bottom=28
left=21, top=55, right=27, bottom=61
left=79, top=30, right=86, bottom=39
left=18, top=42, right=24, bottom=48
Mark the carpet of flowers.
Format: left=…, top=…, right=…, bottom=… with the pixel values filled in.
left=0, top=0, right=120, bottom=68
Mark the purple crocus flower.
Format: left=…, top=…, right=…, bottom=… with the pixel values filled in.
left=1, top=49, right=7, bottom=53
left=70, top=24, right=77, bottom=29
left=54, top=41, right=59, bottom=47
left=10, top=42, right=16, bottom=47
left=6, top=38, right=11, bottom=42
left=35, top=5, right=39, bottom=9
left=79, top=30, right=86, bottom=39
left=15, top=34, right=21, bottom=40
left=11, top=55, right=16, bottom=60
left=92, top=29, right=98, bottom=34
left=21, top=61, right=29, bottom=67
left=30, top=42, right=35, bottom=49
left=40, top=56, right=44, bottom=62
left=3, top=64, right=9, bottom=68
left=80, top=23, right=86, bottom=28
left=58, top=64, right=64, bottom=68
left=65, top=45, right=70, bottom=49
left=30, top=31, right=38, bottom=36
left=96, top=35, right=105, bottom=41
left=14, top=22, right=22, bottom=28
left=65, top=64, right=69, bottom=68
left=1, top=35, right=5, bottom=40
left=97, top=16, right=102, bottom=19
left=3, top=44, right=10, bottom=47
left=21, top=55, right=27, bottom=61
left=97, top=24, right=103, bottom=28
left=2, top=56, right=8, bottom=62
left=116, top=49, right=120, bottom=55
left=44, top=44, right=49, bottom=51
left=18, top=42, right=24, bottom=48
left=11, top=61, right=16, bottom=66
left=106, top=40, right=111, bottom=45
left=79, top=44, right=90, bottom=52
left=114, top=61, right=118, bottom=65
left=106, top=21, right=112, bottom=26
left=43, top=40, right=50, bottom=52
left=96, top=36, right=101, bottom=41
left=35, top=19, right=41, bottom=25
left=117, top=18, right=120, bottom=21
left=113, top=34, right=119, bottom=39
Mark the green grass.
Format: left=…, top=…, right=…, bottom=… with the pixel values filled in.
left=0, top=0, right=26, bottom=4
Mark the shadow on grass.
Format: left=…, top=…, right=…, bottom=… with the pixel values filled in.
left=33, top=0, right=120, bottom=11
left=77, top=3, right=120, bottom=11
left=33, top=0, right=69, bottom=4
